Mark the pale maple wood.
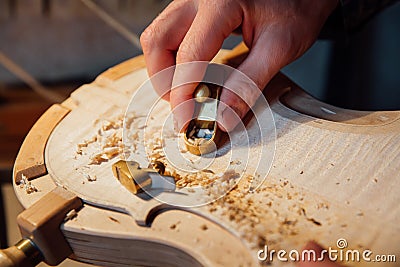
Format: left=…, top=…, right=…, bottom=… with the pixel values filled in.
left=12, top=49, right=400, bottom=267
left=14, top=104, right=70, bottom=184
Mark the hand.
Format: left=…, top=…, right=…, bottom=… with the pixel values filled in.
left=140, top=0, right=338, bottom=132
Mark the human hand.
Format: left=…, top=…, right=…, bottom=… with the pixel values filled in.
left=140, top=0, right=338, bottom=132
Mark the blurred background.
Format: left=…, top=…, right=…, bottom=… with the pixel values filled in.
left=0, top=1, right=399, bottom=266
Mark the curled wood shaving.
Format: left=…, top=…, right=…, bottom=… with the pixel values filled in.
left=76, top=113, right=139, bottom=165
left=83, top=173, right=97, bottom=182
left=64, top=209, right=78, bottom=221
left=72, top=112, right=345, bottom=260
left=19, top=174, right=38, bottom=194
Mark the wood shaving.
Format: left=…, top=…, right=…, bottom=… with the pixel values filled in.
left=143, top=131, right=241, bottom=190
left=64, top=209, right=78, bottom=221
left=71, top=111, right=363, bottom=263
left=69, top=109, right=377, bottom=266
left=19, top=174, right=38, bottom=194
left=84, top=173, right=97, bottom=182
left=76, top=113, right=139, bottom=165
left=229, top=160, right=242, bottom=165
left=205, top=176, right=340, bottom=252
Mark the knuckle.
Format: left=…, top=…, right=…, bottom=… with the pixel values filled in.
left=140, top=27, right=156, bottom=51
left=176, top=48, right=190, bottom=63
left=176, top=41, right=198, bottom=62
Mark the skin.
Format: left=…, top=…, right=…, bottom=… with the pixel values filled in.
left=141, top=2, right=344, bottom=266
left=141, top=0, right=339, bottom=132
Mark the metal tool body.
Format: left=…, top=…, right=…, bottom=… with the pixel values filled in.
left=112, top=160, right=176, bottom=195
left=184, top=83, right=221, bottom=155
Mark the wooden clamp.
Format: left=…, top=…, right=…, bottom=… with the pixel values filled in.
left=0, top=187, right=82, bottom=267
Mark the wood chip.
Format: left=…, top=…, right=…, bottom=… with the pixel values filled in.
left=19, top=174, right=38, bottom=194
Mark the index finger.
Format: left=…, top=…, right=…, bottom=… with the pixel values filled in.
left=170, top=1, right=243, bottom=131
left=140, top=0, right=197, bottom=101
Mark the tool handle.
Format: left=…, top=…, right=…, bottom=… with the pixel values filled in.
left=0, top=238, right=43, bottom=267
left=9, top=187, right=83, bottom=266
left=0, top=246, right=26, bottom=267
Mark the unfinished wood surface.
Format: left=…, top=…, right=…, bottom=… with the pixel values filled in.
left=13, top=50, right=400, bottom=267
left=13, top=175, right=255, bottom=267
left=280, top=85, right=400, bottom=127
left=13, top=104, right=70, bottom=184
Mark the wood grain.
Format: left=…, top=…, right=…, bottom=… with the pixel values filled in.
left=14, top=104, right=70, bottom=184
left=13, top=50, right=400, bottom=267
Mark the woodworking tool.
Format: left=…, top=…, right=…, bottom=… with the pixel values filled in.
left=0, top=187, right=83, bottom=267
left=112, top=160, right=176, bottom=195
left=184, top=83, right=222, bottom=155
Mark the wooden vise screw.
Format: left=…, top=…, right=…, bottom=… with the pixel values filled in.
left=0, top=187, right=82, bottom=267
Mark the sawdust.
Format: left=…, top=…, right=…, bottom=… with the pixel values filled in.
left=73, top=113, right=341, bottom=258
left=76, top=113, right=140, bottom=165
left=83, top=173, right=97, bottom=182
left=75, top=113, right=238, bottom=191
left=20, top=174, right=38, bottom=194
left=144, top=132, right=223, bottom=188
left=206, top=177, right=334, bottom=252
left=69, top=115, right=376, bottom=267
